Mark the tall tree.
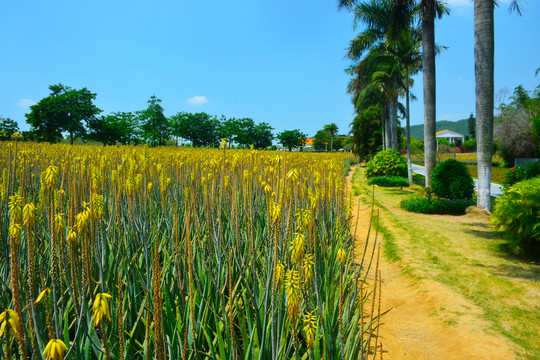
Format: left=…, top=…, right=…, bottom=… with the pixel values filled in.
left=474, top=0, right=521, bottom=210
left=277, top=129, right=307, bottom=151
left=468, top=112, right=476, bottom=139
left=26, top=84, right=101, bottom=144
left=0, top=117, right=20, bottom=139
left=323, top=123, right=339, bottom=151
left=139, top=95, right=170, bottom=146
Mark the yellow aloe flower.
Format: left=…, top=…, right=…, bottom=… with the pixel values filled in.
left=92, top=293, right=112, bottom=326
left=303, top=311, right=317, bottom=348
left=0, top=309, right=22, bottom=338
left=290, top=233, right=305, bottom=264
left=303, top=253, right=314, bottom=284
left=35, top=288, right=51, bottom=305
left=336, top=248, right=347, bottom=264
left=43, top=339, right=68, bottom=360
left=275, top=260, right=285, bottom=288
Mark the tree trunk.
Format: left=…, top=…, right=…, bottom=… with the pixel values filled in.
left=390, top=95, right=398, bottom=150
left=384, top=103, right=391, bottom=150
left=406, top=79, right=413, bottom=185
left=70, top=131, right=74, bottom=145
left=475, top=0, right=494, bottom=210
left=422, top=0, right=437, bottom=187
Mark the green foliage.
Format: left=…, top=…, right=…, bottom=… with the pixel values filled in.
left=0, top=117, right=19, bottom=139
left=87, top=112, right=140, bottom=145
left=351, top=106, right=383, bottom=160
left=501, top=161, right=540, bottom=190
left=276, top=129, right=307, bottom=151
left=313, top=129, right=330, bottom=151
left=462, top=138, right=476, bottom=150
left=139, top=95, right=170, bottom=146
left=365, top=149, right=407, bottom=179
left=221, top=117, right=274, bottom=149
left=26, top=83, right=102, bottom=144
left=468, top=113, right=476, bottom=138
left=495, top=84, right=540, bottom=166
left=431, top=159, right=475, bottom=200
left=492, top=177, right=540, bottom=256
left=436, top=138, right=451, bottom=146
left=368, top=175, right=409, bottom=187
left=401, top=196, right=473, bottom=215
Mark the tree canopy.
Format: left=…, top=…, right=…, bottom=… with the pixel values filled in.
left=26, top=84, right=101, bottom=144
left=0, top=117, right=19, bottom=140
left=277, top=129, right=307, bottom=151
left=139, top=95, right=170, bottom=147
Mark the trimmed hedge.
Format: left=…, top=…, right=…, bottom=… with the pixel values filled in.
left=400, top=196, right=473, bottom=215
left=492, top=177, right=540, bottom=256
left=368, top=176, right=409, bottom=188
left=365, top=149, right=407, bottom=179
left=431, top=159, right=475, bottom=200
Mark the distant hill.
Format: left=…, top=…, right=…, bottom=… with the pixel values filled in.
left=409, top=119, right=471, bottom=140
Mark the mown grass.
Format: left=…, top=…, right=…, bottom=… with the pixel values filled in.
left=351, top=166, right=540, bottom=360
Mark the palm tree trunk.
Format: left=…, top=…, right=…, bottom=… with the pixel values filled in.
left=384, top=102, right=391, bottom=150
left=406, top=78, right=413, bottom=185
left=422, top=0, right=436, bottom=187
left=475, top=0, right=494, bottom=210
left=391, top=95, right=398, bottom=150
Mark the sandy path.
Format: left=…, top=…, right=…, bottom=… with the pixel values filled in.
left=347, top=167, right=517, bottom=360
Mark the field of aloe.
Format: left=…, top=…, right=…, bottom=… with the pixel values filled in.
left=0, top=142, right=379, bottom=359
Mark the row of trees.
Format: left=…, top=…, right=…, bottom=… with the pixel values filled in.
left=22, top=84, right=277, bottom=148
left=339, top=0, right=522, bottom=210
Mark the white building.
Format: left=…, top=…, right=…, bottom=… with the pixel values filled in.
left=436, top=129, right=465, bottom=145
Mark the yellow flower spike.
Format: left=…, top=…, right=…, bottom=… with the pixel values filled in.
left=275, top=260, right=285, bottom=288
left=23, top=202, right=36, bottom=226
left=67, top=228, right=77, bottom=243
left=75, top=210, right=89, bottom=233
left=336, top=248, right=347, bottom=265
left=303, top=253, right=314, bottom=284
left=54, top=213, right=65, bottom=234
left=0, top=309, right=22, bottom=338
left=35, top=288, right=51, bottom=305
left=290, top=233, right=305, bottom=264
left=303, top=311, right=317, bottom=348
left=220, top=138, right=228, bottom=149
left=92, top=293, right=112, bottom=326
left=285, top=270, right=300, bottom=321
left=43, top=339, right=68, bottom=360
left=44, top=165, right=59, bottom=190
left=147, top=182, right=153, bottom=192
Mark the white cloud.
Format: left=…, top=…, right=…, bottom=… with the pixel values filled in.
left=187, top=96, right=208, bottom=106
left=17, top=98, right=36, bottom=108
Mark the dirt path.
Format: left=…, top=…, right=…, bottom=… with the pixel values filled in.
left=347, top=166, right=517, bottom=360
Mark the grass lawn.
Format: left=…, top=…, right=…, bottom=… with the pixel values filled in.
left=352, top=166, right=540, bottom=359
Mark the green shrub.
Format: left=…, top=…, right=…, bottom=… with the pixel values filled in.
left=400, top=196, right=473, bottom=215
left=365, top=149, right=407, bottom=179
left=368, top=176, right=409, bottom=187
left=462, top=138, right=476, bottom=150
left=431, top=159, right=475, bottom=200
left=492, top=177, right=540, bottom=256
left=501, top=161, right=540, bottom=190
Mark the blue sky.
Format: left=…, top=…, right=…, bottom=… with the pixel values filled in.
left=1, top=0, right=539, bottom=138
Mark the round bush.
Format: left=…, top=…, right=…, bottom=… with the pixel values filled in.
left=431, top=159, right=475, bottom=200
left=365, top=149, right=407, bottom=179
left=492, top=177, right=540, bottom=256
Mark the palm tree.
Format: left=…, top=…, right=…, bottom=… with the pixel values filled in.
left=324, top=123, right=339, bottom=151
left=341, top=0, right=416, bottom=151
left=474, top=0, right=521, bottom=210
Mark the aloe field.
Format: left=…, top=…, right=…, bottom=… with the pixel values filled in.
left=0, top=142, right=381, bottom=359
